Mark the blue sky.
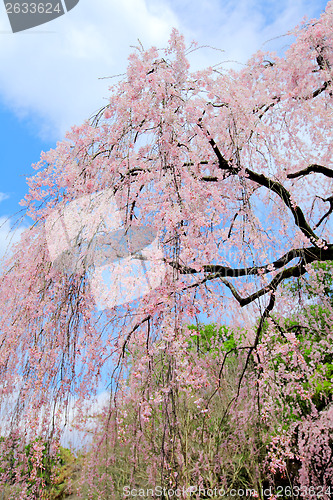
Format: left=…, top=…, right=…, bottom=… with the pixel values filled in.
left=0, top=0, right=329, bottom=258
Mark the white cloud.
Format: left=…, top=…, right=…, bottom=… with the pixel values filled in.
left=0, top=0, right=327, bottom=140
left=0, top=0, right=179, bottom=139
left=0, top=192, right=9, bottom=203
left=164, top=0, right=328, bottom=70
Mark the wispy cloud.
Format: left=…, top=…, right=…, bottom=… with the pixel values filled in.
left=0, top=192, right=9, bottom=203
left=163, top=0, right=328, bottom=69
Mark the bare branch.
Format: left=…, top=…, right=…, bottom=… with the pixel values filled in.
left=287, top=164, right=333, bottom=179
left=215, top=261, right=306, bottom=307
left=314, top=195, right=333, bottom=229
left=167, top=245, right=333, bottom=307
left=168, top=245, right=333, bottom=279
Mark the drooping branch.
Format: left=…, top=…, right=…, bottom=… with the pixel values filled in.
left=239, top=291, right=276, bottom=382
left=219, top=291, right=277, bottom=424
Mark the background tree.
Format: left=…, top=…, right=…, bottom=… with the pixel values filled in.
left=0, top=2, right=333, bottom=497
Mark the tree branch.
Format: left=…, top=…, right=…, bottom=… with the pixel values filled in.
left=287, top=164, right=333, bottom=179
left=311, top=79, right=332, bottom=99
left=314, top=196, right=333, bottom=229
left=244, top=168, right=319, bottom=242
left=198, top=124, right=321, bottom=243
left=167, top=245, right=333, bottom=307
left=169, top=245, right=333, bottom=278
left=219, top=292, right=276, bottom=425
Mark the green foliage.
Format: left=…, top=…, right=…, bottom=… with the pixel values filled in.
left=311, top=363, right=333, bottom=411
left=0, top=437, right=76, bottom=499
left=186, top=323, right=240, bottom=354
left=49, top=446, right=78, bottom=499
